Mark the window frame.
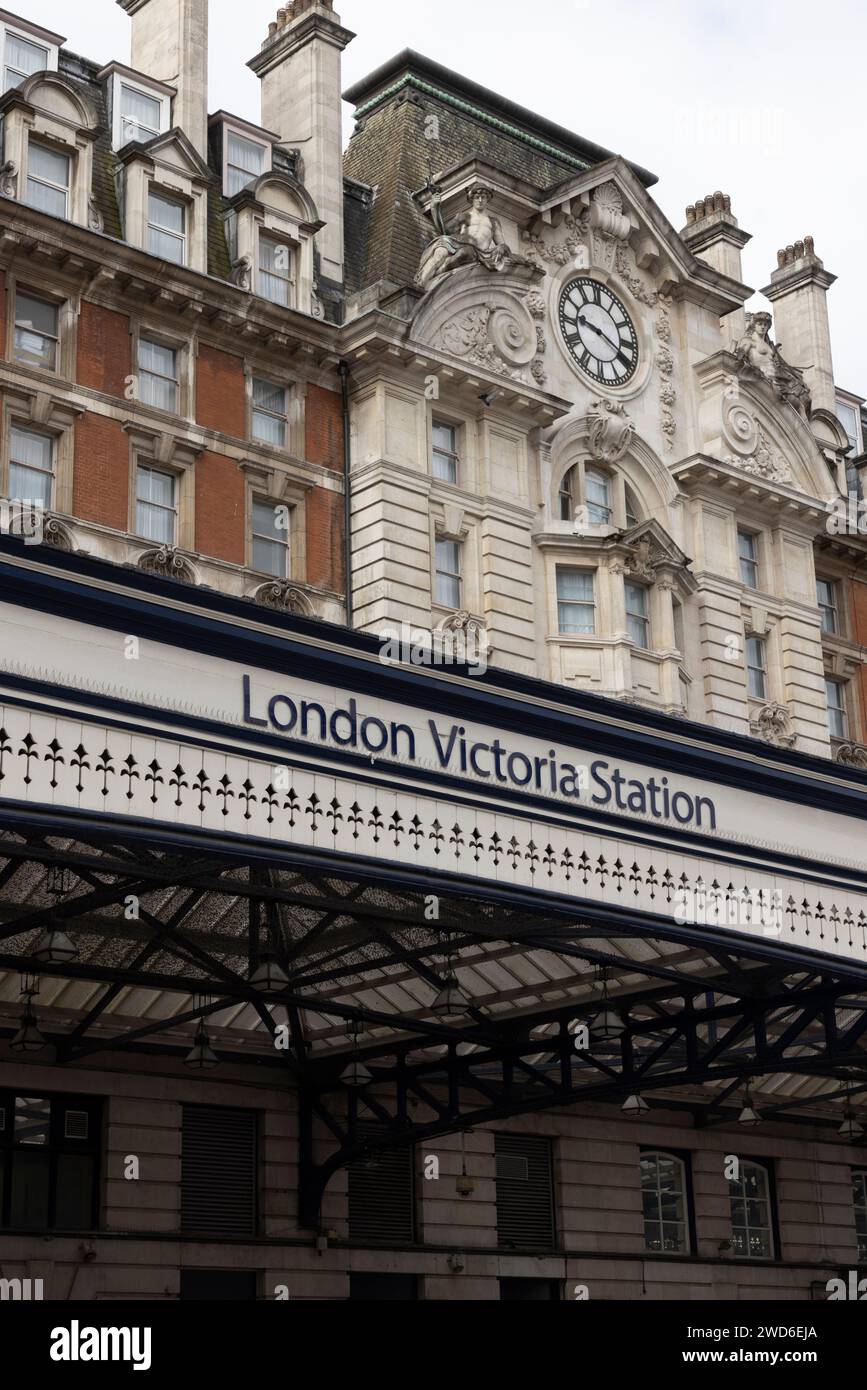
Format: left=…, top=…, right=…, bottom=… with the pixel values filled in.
left=0, top=1089, right=101, bottom=1232
left=816, top=577, right=839, bottom=636
left=432, top=418, right=460, bottom=485
left=584, top=466, right=612, bottom=526
left=136, top=332, right=182, bottom=416
left=625, top=579, right=651, bottom=649
left=836, top=398, right=863, bottom=458
left=250, top=495, right=290, bottom=579
left=556, top=566, right=596, bottom=635
left=224, top=126, right=269, bottom=199
left=25, top=138, right=71, bottom=219
left=434, top=536, right=462, bottom=610
left=251, top=376, right=289, bottom=450
left=6, top=421, right=55, bottom=508
left=639, top=1148, right=695, bottom=1257
left=257, top=231, right=294, bottom=308
left=13, top=286, right=60, bottom=373
left=135, top=462, right=179, bottom=545
left=1, top=19, right=59, bottom=95
left=825, top=676, right=848, bottom=741
left=746, top=634, right=767, bottom=701
left=727, top=1157, right=779, bottom=1261
left=737, top=528, right=759, bottom=589
left=558, top=464, right=576, bottom=522
left=147, top=186, right=187, bottom=267
left=106, top=69, right=172, bottom=151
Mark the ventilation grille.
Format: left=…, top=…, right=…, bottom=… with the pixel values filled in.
left=64, top=1109, right=89, bottom=1140
left=182, top=1106, right=257, bottom=1238
left=495, top=1134, right=555, bottom=1250
left=347, top=1125, right=415, bottom=1244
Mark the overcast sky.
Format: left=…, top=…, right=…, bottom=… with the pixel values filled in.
left=35, top=0, right=865, bottom=393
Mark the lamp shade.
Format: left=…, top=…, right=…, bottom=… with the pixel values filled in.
left=33, top=927, right=78, bottom=964
left=248, top=956, right=289, bottom=993
left=11, top=1003, right=45, bottom=1053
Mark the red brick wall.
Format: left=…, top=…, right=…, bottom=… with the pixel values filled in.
left=194, top=450, right=245, bottom=564
left=306, top=485, right=343, bottom=592
left=305, top=383, right=344, bottom=471
left=77, top=302, right=131, bottom=398
left=73, top=414, right=129, bottom=530
left=196, top=344, right=246, bottom=438
left=848, top=576, right=867, bottom=736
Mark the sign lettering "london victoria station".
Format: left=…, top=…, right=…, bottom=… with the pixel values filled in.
left=242, top=676, right=718, bottom=831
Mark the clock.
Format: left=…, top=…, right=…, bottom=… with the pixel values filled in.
left=558, top=277, right=639, bottom=385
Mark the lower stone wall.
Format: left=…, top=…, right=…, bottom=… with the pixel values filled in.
left=0, top=1054, right=862, bottom=1300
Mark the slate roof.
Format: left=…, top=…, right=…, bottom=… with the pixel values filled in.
left=342, top=49, right=658, bottom=295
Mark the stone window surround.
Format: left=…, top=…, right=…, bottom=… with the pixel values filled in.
left=100, top=64, right=174, bottom=152
left=2, top=84, right=98, bottom=230
left=123, top=422, right=200, bottom=553
left=130, top=318, right=194, bottom=424
left=743, top=608, right=778, bottom=708
left=1, top=382, right=81, bottom=514
left=244, top=363, right=304, bottom=459
left=5, top=266, right=78, bottom=382
left=239, top=459, right=309, bottom=584
left=120, top=150, right=209, bottom=275
left=432, top=507, right=479, bottom=617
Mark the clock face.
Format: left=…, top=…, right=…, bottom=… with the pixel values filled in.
left=558, top=277, right=639, bottom=385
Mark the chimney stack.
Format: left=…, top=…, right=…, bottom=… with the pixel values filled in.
left=248, top=2, right=354, bottom=286
left=117, top=0, right=208, bottom=158
left=762, top=238, right=837, bottom=417
left=681, top=192, right=751, bottom=339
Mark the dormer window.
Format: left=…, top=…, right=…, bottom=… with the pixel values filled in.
left=227, top=132, right=266, bottom=196
left=101, top=66, right=172, bottom=151
left=1, top=18, right=60, bottom=94
left=26, top=141, right=70, bottom=218
left=4, top=32, right=47, bottom=90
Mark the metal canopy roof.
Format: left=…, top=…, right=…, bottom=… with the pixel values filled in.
left=2, top=824, right=866, bottom=1153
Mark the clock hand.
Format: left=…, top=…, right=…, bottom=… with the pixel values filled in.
left=577, top=312, right=619, bottom=352
left=577, top=313, right=633, bottom=369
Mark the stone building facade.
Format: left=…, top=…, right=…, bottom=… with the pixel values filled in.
left=0, top=0, right=865, bottom=1304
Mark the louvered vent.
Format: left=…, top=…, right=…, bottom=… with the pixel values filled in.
left=347, top=1125, right=415, bottom=1244
left=495, top=1134, right=555, bottom=1250
left=182, top=1105, right=257, bottom=1238
left=64, top=1109, right=89, bottom=1140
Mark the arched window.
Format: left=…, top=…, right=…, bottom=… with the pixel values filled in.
left=625, top=484, right=641, bottom=528
left=640, top=1150, right=690, bottom=1254
left=728, top=1159, right=775, bottom=1258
